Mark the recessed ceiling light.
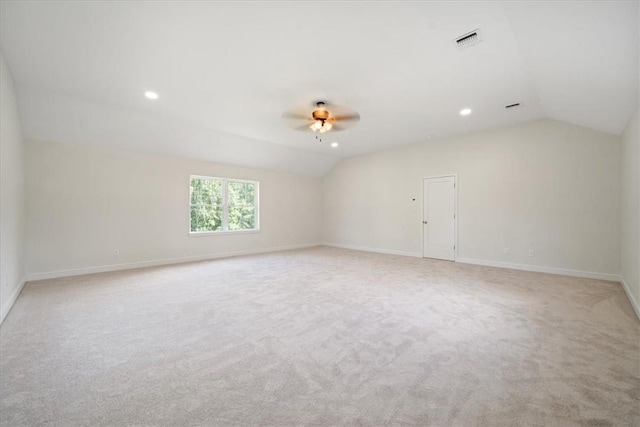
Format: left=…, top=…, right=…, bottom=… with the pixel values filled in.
left=460, top=108, right=472, bottom=116
left=331, top=142, right=339, bottom=148
left=145, top=91, right=159, bottom=100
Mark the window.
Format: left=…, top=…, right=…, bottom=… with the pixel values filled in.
left=190, top=175, right=259, bottom=234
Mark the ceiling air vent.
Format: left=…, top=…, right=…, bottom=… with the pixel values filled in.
left=505, top=103, right=521, bottom=109
left=454, top=29, right=482, bottom=49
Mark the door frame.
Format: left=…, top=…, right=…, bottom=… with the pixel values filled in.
left=422, top=174, right=458, bottom=261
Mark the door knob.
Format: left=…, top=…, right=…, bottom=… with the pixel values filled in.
left=423, top=221, right=428, bottom=224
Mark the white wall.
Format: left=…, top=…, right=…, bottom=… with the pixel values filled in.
left=0, top=51, right=26, bottom=322
left=621, top=109, right=639, bottom=314
left=26, top=140, right=323, bottom=278
left=323, top=119, right=621, bottom=279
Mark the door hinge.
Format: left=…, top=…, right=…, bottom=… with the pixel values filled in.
left=454, top=245, right=456, bottom=250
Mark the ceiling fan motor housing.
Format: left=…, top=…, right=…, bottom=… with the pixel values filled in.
left=312, top=107, right=329, bottom=122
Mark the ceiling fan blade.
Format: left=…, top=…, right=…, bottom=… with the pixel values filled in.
left=282, top=111, right=310, bottom=120
left=292, top=124, right=312, bottom=131
left=332, top=113, right=360, bottom=122
left=329, top=124, right=347, bottom=132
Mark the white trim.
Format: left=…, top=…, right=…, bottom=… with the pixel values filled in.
left=322, top=245, right=620, bottom=282
left=1, top=275, right=27, bottom=325
left=420, top=174, right=458, bottom=180
left=421, top=174, right=458, bottom=261
left=322, top=242, right=421, bottom=258
left=19, top=245, right=638, bottom=321
left=26, top=243, right=321, bottom=282
left=456, top=257, right=620, bottom=282
left=189, top=229, right=260, bottom=237
left=620, top=276, right=640, bottom=320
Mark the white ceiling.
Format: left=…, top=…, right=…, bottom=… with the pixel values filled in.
left=1, top=1, right=638, bottom=176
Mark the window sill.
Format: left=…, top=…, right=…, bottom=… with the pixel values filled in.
left=189, top=229, right=260, bottom=237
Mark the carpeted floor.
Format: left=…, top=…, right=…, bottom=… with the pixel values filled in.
left=1, top=246, right=638, bottom=426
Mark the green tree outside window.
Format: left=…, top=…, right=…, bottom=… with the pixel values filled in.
left=190, top=176, right=258, bottom=233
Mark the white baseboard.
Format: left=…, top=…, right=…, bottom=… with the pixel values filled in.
left=620, top=276, right=640, bottom=320
left=322, top=245, right=636, bottom=318
left=322, top=242, right=421, bottom=258
left=456, top=257, right=620, bottom=282
left=26, top=243, right=322, bottom=282
left=321, top=245, right=619, bottom=282
left=1, top=275, right=27, bottom=325
left=20, top=243, right=639, bottom=322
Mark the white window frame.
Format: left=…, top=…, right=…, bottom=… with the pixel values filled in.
left=189, top=175, right=260, bottom=235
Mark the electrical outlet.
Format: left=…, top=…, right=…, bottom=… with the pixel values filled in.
left=528, top=249, right=535, bottom=257
left=113, top=249, right=120, bottom=257
left=504, top=248, right=510, bottom=255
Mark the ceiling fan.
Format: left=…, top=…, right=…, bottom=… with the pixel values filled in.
left=282, top=101, right=360, bottom=133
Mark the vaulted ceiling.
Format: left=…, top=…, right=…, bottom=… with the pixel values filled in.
left=1, top=1, right=637, bottom=176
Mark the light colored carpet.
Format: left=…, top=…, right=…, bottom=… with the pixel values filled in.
left=1, top=246, right=638, bottom=426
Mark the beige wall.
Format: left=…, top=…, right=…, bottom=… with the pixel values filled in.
left=621, top=109, right=639, bottom=311
left=26, top=140, right=323, bottom=277
left=0, top=52, right=26, bottom=322
left=323, top=119, right=621, bottom=278
left=17, top=115, right=634, bottom=305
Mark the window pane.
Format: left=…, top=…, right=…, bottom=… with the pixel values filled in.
left=190, top=178, right=204, bottom=204
left=228, top=181, right=255, bottom=206
left=190, top=178, right=222, bottom=206
left=190, top=176, right=257, bottom=233
left=190, top=205, right=223, bottom=232
left=228, top=205, right=255, bottom=230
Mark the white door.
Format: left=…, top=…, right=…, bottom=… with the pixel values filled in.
left=423, top=176, right=456, bottom=261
